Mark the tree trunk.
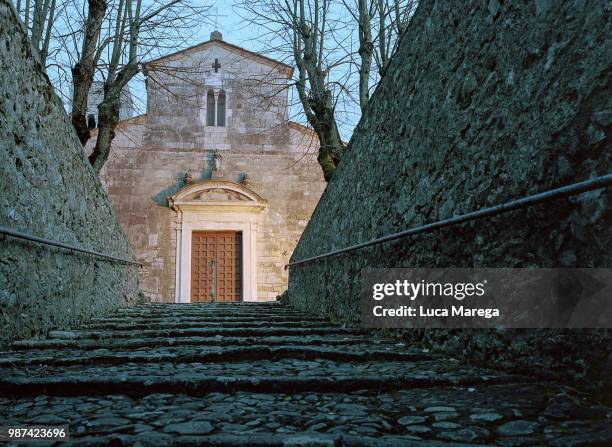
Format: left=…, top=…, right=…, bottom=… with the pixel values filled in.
left=295, top=79, right=344, bottom=181
left=296, top=23, right=344, bottom=181
left=358, top=0, right=373, bottom=112
left=88, top=61, right=138, bottom=173
left=88, top=87, right=120, bottom=173
left=70, top=0, right=107, bottom=145
left=308, top=91, right=344, bottom=181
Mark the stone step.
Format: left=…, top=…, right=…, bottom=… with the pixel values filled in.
left=0, top=371, right=526, bottom=398
left=0, top=359, right=520, bottom=389
left=23, top=433, right=496, bottom=446
left=89, top=315, right=328, bottom=324
left=0, top=344, right=437, bottom=367
left=111, top=309, right=312, bottom=316
left=47, top=428, right=612, bottom=447
left=1, top=385, right=608, bottom=445
left=102, top=313, right=319, bottom=323
left=42, top=326, right=364, bottom=340
left=123, top=302, right=285, bottom=308
left=112, top=310, right=312, bottom=316
left=129, top=302, right=285, bottom=307
left=107, top=313, right=316, bottom=321
left=82, top=320, right=338, bottom=330
left=113, top=303, right=297, bottom=315
left=11, top=334, right=378, bottom=351
left=113, top=304, right=292, bottom=309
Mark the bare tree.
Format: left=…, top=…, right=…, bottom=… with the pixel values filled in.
left=291, top=0, right=345, bottom=181
left=84, top=0, right=208, bottom=172
left=373, top=0, right=416, bottom=75
left=342, top=0, right=373, bottom=112
left=13, top=0, right=63, bottom=66
left=237, top=0, right=417, bottom=181
left=70, top=0, right=107, bottom=145
left=341, top=0, right=417, bottom=110
left=14, top=0, right=208, bottom=173
left=238, top=0, right=349, bottom=181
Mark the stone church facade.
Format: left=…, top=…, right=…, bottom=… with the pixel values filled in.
left=88, top=32, right=326, bottom=302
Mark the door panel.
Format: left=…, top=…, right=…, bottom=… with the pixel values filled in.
left=190, top=232, right=216, bottom=303
left=191, top=231, right=242, bottom=302
left=216, top=233, right=235, bottom=303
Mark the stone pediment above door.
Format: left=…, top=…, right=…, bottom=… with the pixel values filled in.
left=185, top=187, right=250, bottom=202
left=168, top=180, right=267, bottom=212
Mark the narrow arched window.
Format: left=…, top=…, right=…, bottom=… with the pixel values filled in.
left=206, top=89, right=215, bottom=126
left=217, top=90, right=226, bottom=127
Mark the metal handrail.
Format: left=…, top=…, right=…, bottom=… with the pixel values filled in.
left=0, top=225, right=141, bottom=266
left=286, top=173, right=612, bottom=269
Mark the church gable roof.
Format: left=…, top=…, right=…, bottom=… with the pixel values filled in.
left=142, top=37, right=293, bottom=77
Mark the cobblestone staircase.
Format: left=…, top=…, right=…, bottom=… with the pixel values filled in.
left=1, top=302, right=611, bottom=446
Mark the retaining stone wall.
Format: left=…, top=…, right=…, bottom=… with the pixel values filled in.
left=0, top=1, right=138, bottom=347
left=288, top=0, right=612, bottom=396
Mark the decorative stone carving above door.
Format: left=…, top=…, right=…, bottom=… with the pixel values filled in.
left=190, top=188, right=249, bottom=202
left=168, top=180, right=267, bottom=212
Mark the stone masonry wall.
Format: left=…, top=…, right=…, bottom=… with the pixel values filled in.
left=289, top=0, right=611, bottom=395
left=0, top=1, right=138, bottom=348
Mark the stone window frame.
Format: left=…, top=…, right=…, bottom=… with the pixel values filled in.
left=206, top=89, right=216, bottom=126
left=217, top=90, right=226, bottom=127
left=205, top=88, right=227, bottom=127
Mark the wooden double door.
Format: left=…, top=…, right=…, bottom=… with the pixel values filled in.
left=191, top=231, right=242, bottom=302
